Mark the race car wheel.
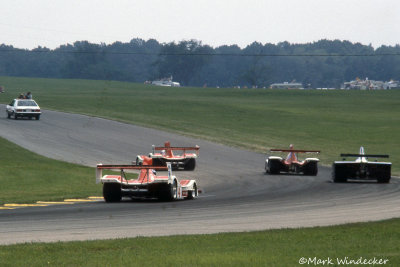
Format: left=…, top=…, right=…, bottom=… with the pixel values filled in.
left=184, top=158, right=196, bottom=171
left=304, top=162, right=318, bottom=176
left=333, top=176, right=347, bottom=183
left=377, top=165, right=391, bottom=183
left=377, top=177, right=390, bottom=183
left=103, top=183, right=122, bottom=202
left=7, top=112, right=11, bottom=119
left=268, top=160, right=280, bottom=174
left=152, top=158, right=164, bottom=167
left=36, top=115, right=40, bottom=120
left=159, top=180, right=178, bottom=201
left=332, top=165, right=347, bottom=183
left=187, top=183, right=197, bottom=200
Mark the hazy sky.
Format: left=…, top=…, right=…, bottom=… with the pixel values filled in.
left=1, top=0, right=399, bottom=49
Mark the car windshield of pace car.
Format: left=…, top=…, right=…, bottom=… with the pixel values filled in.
left=17, top=100, right=37, bottom=107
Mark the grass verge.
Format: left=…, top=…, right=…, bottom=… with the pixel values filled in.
left=0, top=136, right=101, bottom=205
left=0, top=218, right=399, bottom=266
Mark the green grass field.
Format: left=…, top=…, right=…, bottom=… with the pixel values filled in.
left=0, top=136, right=101, bottom=205
left=0, top=218, right=398, bottom=266
left=1, top=76, right=399, bottom=173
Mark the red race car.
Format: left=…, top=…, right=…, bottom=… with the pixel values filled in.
left=265, top=144, right=320, bottom=175
left=96, top=157, right=199, bottom=202
left=136, top=141, right=199, bottom=171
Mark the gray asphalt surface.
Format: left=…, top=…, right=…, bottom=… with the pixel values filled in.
left=1, top=105, right=400, bottom=245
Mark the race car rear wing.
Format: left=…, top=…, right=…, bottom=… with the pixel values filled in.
left=96, top=164, right=168, bottom=184
left=340, top=154, right=389, bottom=158
left=270, top=149, right=320, bottom=153
left=152, top=145, right=200, bottom=156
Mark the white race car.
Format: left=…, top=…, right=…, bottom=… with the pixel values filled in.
left=332, top=146, right=391, bottom=183
left=6, top=99, right=41, bottom=120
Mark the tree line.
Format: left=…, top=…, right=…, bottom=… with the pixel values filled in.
left=1, top=39, right=399, bottom=88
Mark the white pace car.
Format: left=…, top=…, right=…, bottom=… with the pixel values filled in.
left=6, top=99, right=41, bottom=120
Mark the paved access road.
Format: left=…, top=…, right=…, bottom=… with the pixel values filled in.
left=1, top=106, right=399, bottom=244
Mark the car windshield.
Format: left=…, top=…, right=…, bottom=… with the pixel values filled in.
left=17, top=100, right=37, bottom=107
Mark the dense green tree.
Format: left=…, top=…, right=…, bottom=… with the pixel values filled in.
left=0, top=39, right=399, bottom=88
left=155, top=40, right=214, bottom=86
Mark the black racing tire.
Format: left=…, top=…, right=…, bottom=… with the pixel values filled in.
left=268, top=160, right=280, bottom=174
left=13, top=113, right=18, bottom=120
left=184, top=158, right=196, bottom=171
left=7, top=112, right=11, bottom=119
left=332, top=164, right=347, bottom=183
left=333, top=176, right=347, bottom=183
left=304, top=162, right=318, bottom=176
left=103, top=183, right=122, bottom=202
left=36, top=115, right=40, bottom=120
left=377, top=177, right=390, bottom=183
left=377, top=166, right=391, bottom=183
left=186, top=183, right=197, bottom=200
left=152, top=158, right=164, bottom=167
left=159, top=180, right=178, bottom=201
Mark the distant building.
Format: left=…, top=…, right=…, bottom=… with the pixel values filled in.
left=270, top=82, right=303, bottom=89
left=384, top=80, right=400, bottom=89
left=342, top=77, right=398, bottom=90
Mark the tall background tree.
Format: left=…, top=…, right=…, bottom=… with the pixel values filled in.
left=155, top=40, right=214, bottom=86
left=0, top=39, right=399, bottom=88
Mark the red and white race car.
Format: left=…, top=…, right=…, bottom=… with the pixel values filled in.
left=136, top=141, right=199, bottom=171
left=265, top=144, right=320, bottom=175
left=96, top=157, right=199, bottom=202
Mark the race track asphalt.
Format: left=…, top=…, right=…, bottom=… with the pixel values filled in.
left=1, top=106, right=400, bottom=245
